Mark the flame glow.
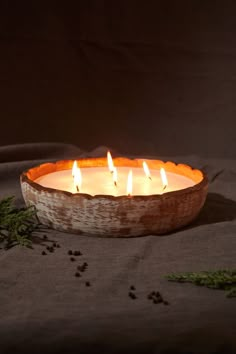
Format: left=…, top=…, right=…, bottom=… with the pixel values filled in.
left=113, top=167, right=118, bottom=186
left=127, top=170, right=133, bottom=196
left=143, top=161, right=152, bottom=180
left=72, top=161, right=82, bottom=192
left=72, top=161, right=77, bottom=177
left=107, top=151, right=114, bottom=173
left=160, top=167, right=168, bottom=190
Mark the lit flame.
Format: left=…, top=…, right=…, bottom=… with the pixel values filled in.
left=143, top=161, right=152, bottom=180
left=72, top=161, right=77, bottom=177
left=127, top=170, right=132, bottom=196
left=113, top=167, right=118, bottom=187
left=72, top=161, right=82, bottom=192
left=107, top=151, right=114, bottom=173
left=160, top=167, right=168, bottom=191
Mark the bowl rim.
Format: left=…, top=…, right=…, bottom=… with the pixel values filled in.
left=20, top=157, right=208, bottom=201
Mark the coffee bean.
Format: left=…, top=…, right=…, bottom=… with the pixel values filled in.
left=74, top=250, right=82, bottom=256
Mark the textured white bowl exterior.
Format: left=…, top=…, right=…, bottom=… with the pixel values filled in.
left=20, top=158, right=208, bottom=237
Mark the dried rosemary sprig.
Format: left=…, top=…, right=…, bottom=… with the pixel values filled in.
left=0, top=196, right=39, bottom=249
left=165, top=270, right=236, bottom=297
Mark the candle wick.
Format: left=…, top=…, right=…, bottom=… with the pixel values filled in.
left=162, top=185, right=167, bottom=191
left=114, top=181, right=117, bottom=187
left=149, top=176, right=152, bottom=181
left=76, top=185, right=80, bottom=192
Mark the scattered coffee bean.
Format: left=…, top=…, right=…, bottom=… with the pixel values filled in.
left=43, top=235, right=47, bottom=240
left=77, top=265, right=86, bottom=272
left=46, top=246, right=53, bottom=253
left=70, top=257, right=75, bottom=262
left=147, top=291, right=167, bottom=305
left=74, top=250, right=82, bottom=256
left=130, top=285, right=136, bottom=291
left=85, top=281, right=91, bottom=287
left=56, top=244, right=60, bottom=248
left=68, top=250, right=73, bottom=255
left=129, top=292, right=137, bottom=299
left=75, top=272, right=81, bottom=277
left=41, top=251, right=46, bottom=255
left=83, top=262, right=88, bottom=267
left=53, top=243, right=57, bottom=247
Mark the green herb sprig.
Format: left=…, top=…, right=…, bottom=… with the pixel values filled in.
left=165, top=270, right=236, bottom=297
left=0, top=196, right=39, bottom=249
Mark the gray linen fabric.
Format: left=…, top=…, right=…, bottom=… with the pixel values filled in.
left=0, top=143, right=235, bottom=354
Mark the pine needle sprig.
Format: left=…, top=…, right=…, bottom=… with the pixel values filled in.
left=165, top=270, right=236, bottom=297
left=0, top=196, right=39, bottom=249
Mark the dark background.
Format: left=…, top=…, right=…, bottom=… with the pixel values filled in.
left=0, top=1, right=236, bottom=158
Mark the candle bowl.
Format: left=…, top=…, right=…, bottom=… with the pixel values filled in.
left=20, top=158, right=208, bottom=237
